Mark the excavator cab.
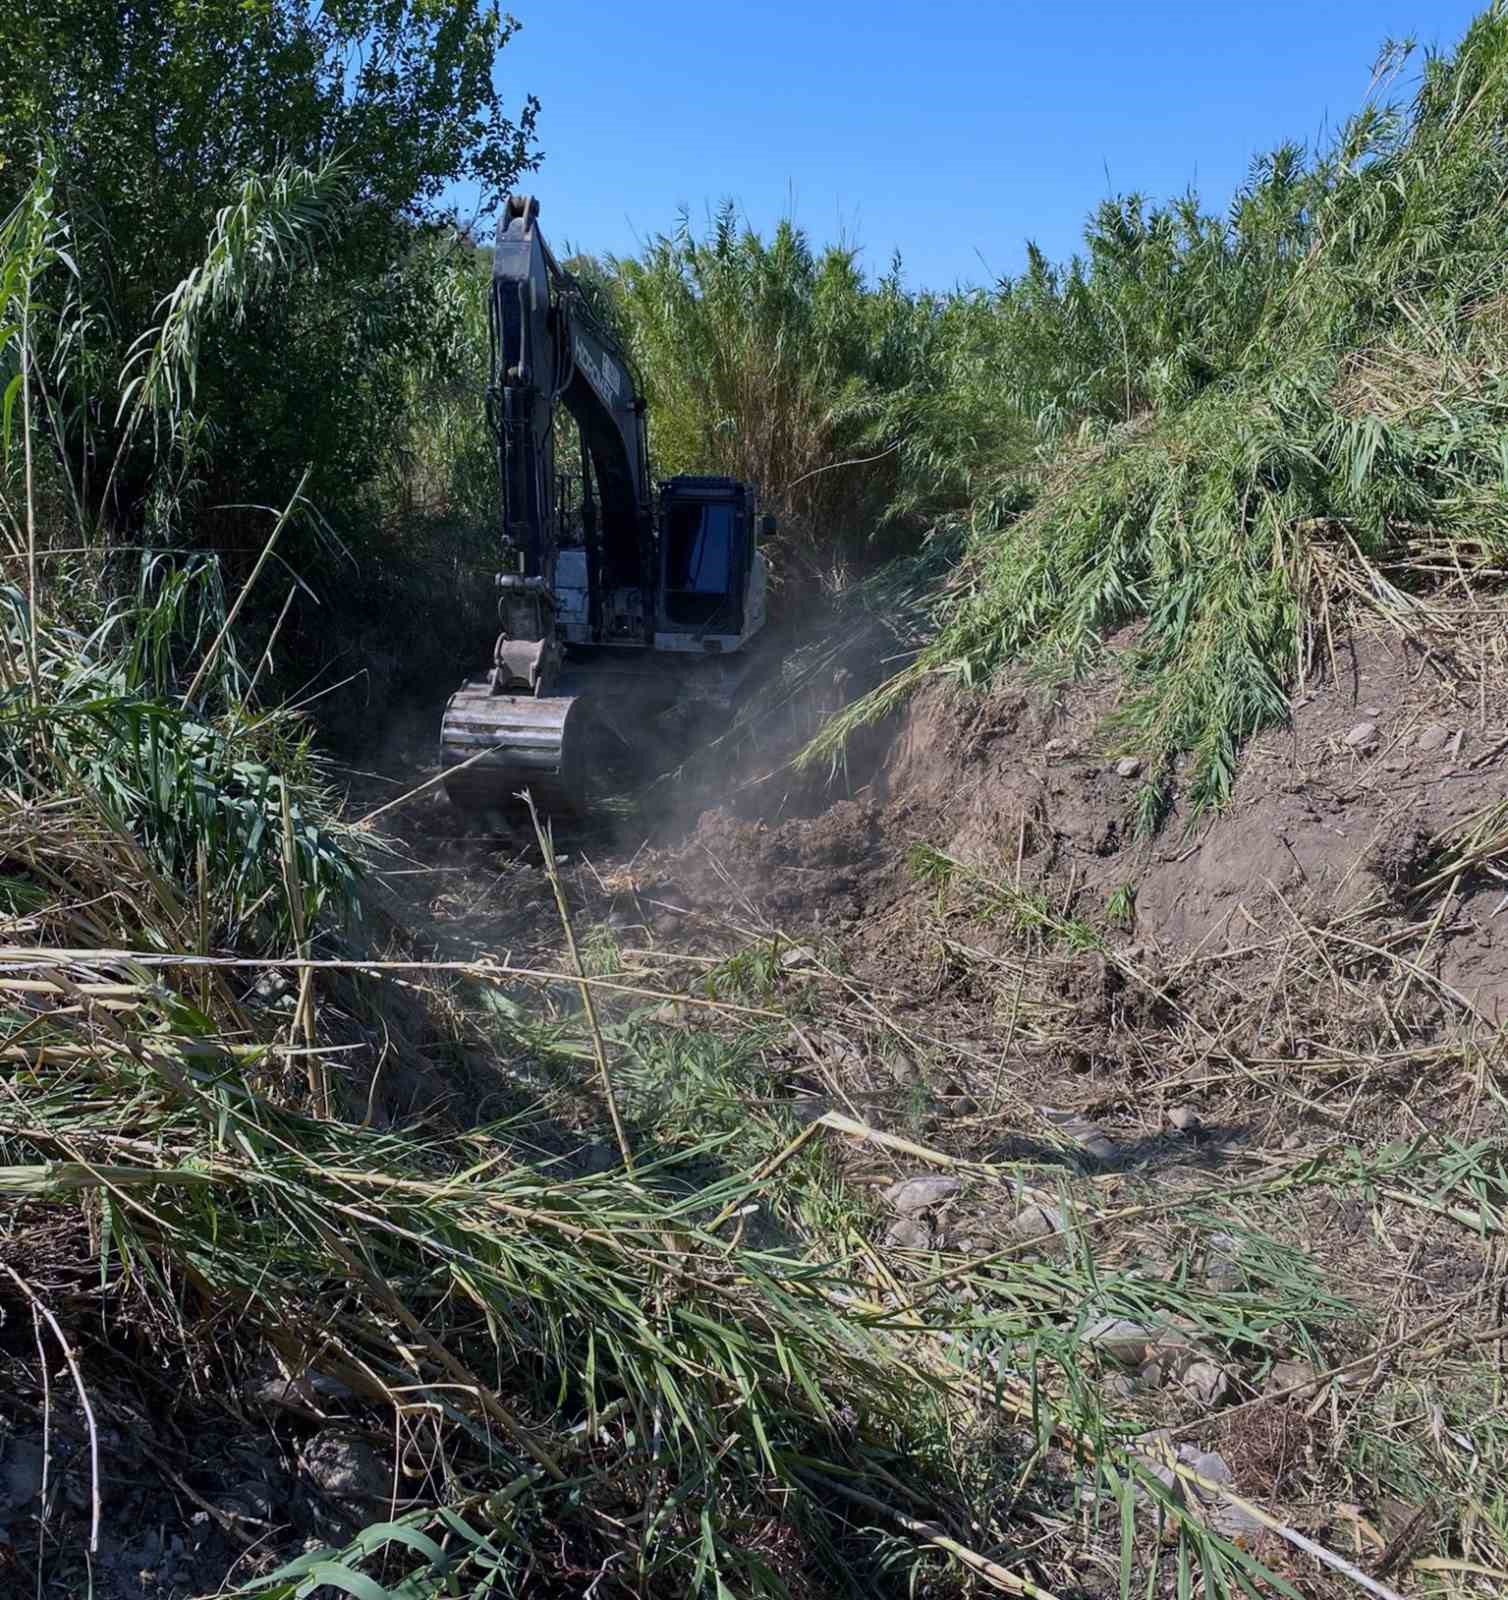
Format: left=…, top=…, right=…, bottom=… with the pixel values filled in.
left=655, top=477, right=765, bottom=651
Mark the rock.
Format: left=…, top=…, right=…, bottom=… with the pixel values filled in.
left=1207, top=1258, right=1242, bottom=1292
left=1184, top=1448, right=1235, bottom=1500
left=884, top=1174, right=962, bottom=1214
left=1084, top=1318, right=1154, bottom=1367
left=1148, top=1323, right=1203, bottom=1371
left=1359, top=705, right=1382, bottom=718
left=1044, top=738, right=1067, bottom=753
left=779, top=944, right=818, bottom=970
left=1266, top=1357, right=1321, bottom=1396
left=1213, top=1500, right=1265, bottom=1541
left=0, top=1440, right=45, bottom=1510
left=1007, top=1201, right=1065, bottom=1241
left=1103, top=1372, right=1138, bottom=1400
left=1168, top=1104, right=1201, bottom=1132
left=886, top=1049, right=922, bottom=1085
left=1115, top=756, right=1143, bottom=779
left=1179, top=1359, right=1230, bottom=1406
left=249, top=1365, right=354, bottom=1416
left=1126, top=1431, right=1180, bottom=1506
left=300, top=1431, right=387, bottom=1505
left=1343, top=721, right=1378, bottom=749
left=883, top=1217, right=933, bottom=1251
left=1042, top=1109, right=1118, bottom=1163
left=1383, top=757, right=1409, bottom=772
left=1415, top=723, right=1451, bottom=752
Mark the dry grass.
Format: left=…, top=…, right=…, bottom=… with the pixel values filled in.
left=612, top=788, right=1508, bottom=1599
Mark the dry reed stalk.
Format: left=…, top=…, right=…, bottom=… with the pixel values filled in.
left=800, top=1470, right=1061, bottom=1599
left=353, top=740, right=502, bottom=828
left=239, top=582, right=299, bottom=713
left=181, top=468, right=308, bottom=708
left=533, top=793, right=630, bottom=1172
left=313, top=1220, right=568, bottom=1483
left=280, top=781, right=325, bottom=1114
left=0, top=948, right=783, bottom=1017
left=705, top=1120, right=822, bottom=1233
left=1, top=1262, right=100, bottom=1553
left=20, top=286, right=40, bottom=709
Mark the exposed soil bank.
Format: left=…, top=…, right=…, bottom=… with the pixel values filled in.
left=669, top=621, right=1508, bottom=1023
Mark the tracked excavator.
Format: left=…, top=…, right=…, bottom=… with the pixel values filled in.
left=439, top=195, right=771, bottom=814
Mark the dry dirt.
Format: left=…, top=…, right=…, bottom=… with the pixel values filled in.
left=664, top=624, right=1508, bottom=1019
left=341, top=614, right=1508, bottom=1243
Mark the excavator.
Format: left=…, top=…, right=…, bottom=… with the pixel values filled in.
left=439, top=195, right=772, bottom=814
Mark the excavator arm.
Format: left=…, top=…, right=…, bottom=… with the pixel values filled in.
left=489, top=194, right=653, bottom=665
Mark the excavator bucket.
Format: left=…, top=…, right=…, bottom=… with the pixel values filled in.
left=438, top=679, right=589, bottom=815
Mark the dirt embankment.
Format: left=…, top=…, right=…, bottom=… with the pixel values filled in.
left=665, top=623, right=1508, bottom=1024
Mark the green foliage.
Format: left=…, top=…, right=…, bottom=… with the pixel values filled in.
left=599, top=206, right=968, bottom=578
left=116, top=156, right=352, bottom=457
left=0, top=146, right=363, bottom=947
left=822, top=8, right=1508, bottom=817
left=0, top=561, right=359, bottom=944
left=1105, top=881, right=1137, bottom=930
left=0, top=0, right=536, bottom=725
left=908, top=842, right=1103, bottom=950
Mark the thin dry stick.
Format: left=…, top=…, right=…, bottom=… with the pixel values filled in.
left=2, top=1262, right=100, bottom=1554
left=1167, top=1457, right=1408, bottom=1600
left=0, top=949, right=783, bottom=1019
left=239, top=581, right=299, bottom=713
left=1166, top=1306, right=1461, bottom=1441
left=801, top=1470, right=1059, bottom=1599
left=315, top=1222, right=566, bottom=1483
left=526, top=792, right=632, bottom=1172
left=824, top=1119, right=1327, bottom=1303
left=355, top=740, right=503, bottom=828
left=705, top=1121, right=822, bottom=1234
left=181, top=467, right=309, bottom=708
left=132, top=1435, right=259, bottom=1547
left=20, top=273, right=40, bottom=707
left=33, top=1298, right=48, bottom=1600
left=280, top=783, right=325, bottom=1115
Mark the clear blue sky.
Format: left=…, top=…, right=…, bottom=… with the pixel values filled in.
left=467, top=1, right=1484, bottom=291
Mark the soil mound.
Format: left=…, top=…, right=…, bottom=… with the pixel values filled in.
left=671, top=620, right=1508, bottom=1022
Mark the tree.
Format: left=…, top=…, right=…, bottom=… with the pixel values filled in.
left=0, top=0, right=538, bottom=541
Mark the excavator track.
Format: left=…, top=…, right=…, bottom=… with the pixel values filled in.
left=439, top=679, right=588, bottom=815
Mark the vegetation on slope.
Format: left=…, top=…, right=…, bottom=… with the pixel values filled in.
left=817, top=11, right=1508, bottom=815
left=4, top=3, right=1508, bottom=1598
